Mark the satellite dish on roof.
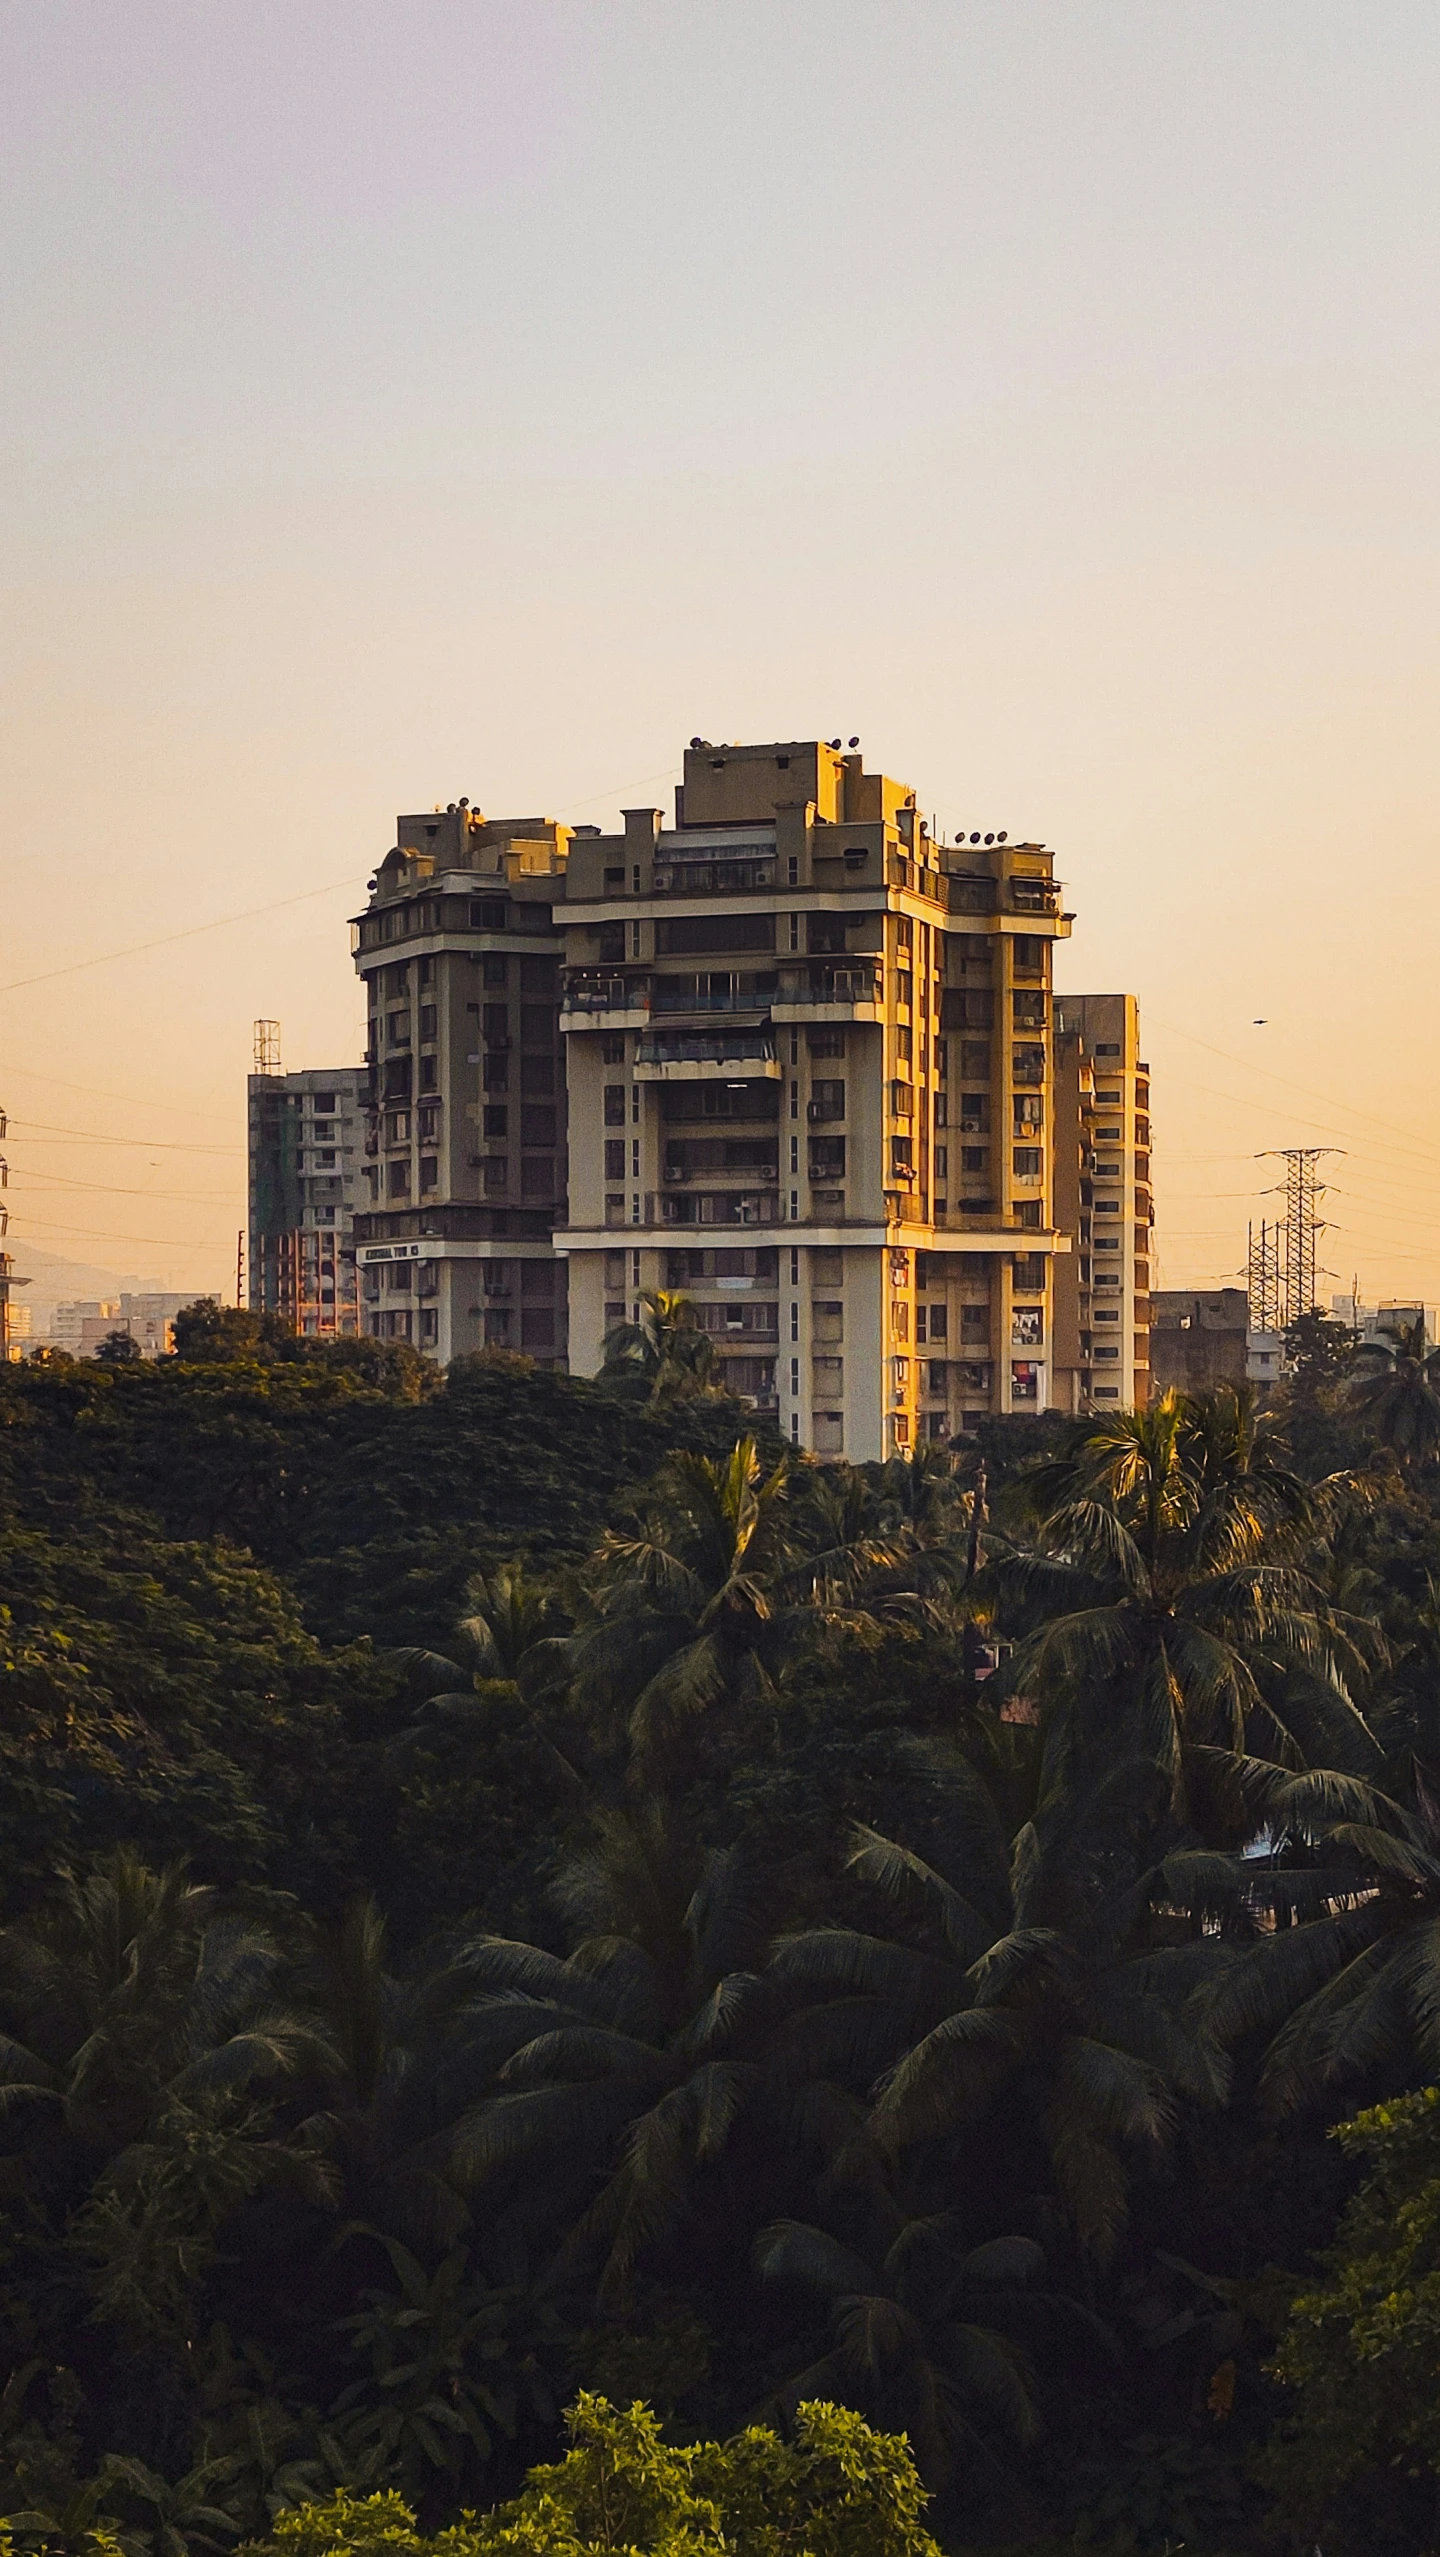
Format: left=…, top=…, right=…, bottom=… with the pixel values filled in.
left=848, top=735, right=859, bottom=747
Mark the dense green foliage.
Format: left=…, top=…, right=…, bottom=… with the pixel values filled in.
left=239, top=2393, right=942, bottom=2557
left=7, top=1327, right=1440, bottom=2550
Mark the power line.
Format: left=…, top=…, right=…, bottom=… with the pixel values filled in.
left=10, top=1117, right=243, bottom=1154
left=0, top=875, right=364, bottom=998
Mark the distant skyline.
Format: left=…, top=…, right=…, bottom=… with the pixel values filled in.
left=3, top=2, right=1437, bottom=1306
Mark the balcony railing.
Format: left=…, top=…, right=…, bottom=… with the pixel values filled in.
left=636, top=1030, right=775, bottom=1068
left=560, top=973, right=651, bottom=1015
left=657, top=1190, right=781, bottom=1227
left=652, top=858, right=775, bottom=894
left=773, top=962, right=884, bottom=1013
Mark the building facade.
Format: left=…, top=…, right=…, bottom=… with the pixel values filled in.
left=556, top=739, right=1075, bottom=1458
left=248, top=1065, right=366, bottom=1337
left=1051, top=995, right=1153, bottom=1410
left=350, top=806, right=570, bottom=1362
left=1150, top=1289, right=1249, bottom=1394
left=339, top=741, right=1155, bottom=1454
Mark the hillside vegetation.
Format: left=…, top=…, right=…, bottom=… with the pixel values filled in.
left=2, top=1313, right=1440, bottom=2554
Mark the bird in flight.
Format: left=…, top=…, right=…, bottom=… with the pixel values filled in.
left=1252, top=1018, right=1268, bottom=1026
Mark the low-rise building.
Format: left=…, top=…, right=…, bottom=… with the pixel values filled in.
left=1149, top=1289, right=1249, bottom=1392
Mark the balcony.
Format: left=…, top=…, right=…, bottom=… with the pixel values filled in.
left=634, top=1032, right=780, bottom=1090
left=560, top=971, right=652, bottom=1028
left=656, top=1190, right=781, bottom=1228
left=652, top=856, right=775, bottom=894
left=771, top=962, right=884, bottom=1024
left=1007, top=881, right=1062, bottom=915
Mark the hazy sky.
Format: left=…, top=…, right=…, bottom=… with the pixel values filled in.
left=2, top=1, right=1437, bottom=1307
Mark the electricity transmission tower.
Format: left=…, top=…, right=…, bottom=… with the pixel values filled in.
left=1256, top=1148, right=1340, bottom=1330
left=1246, top=1218, right=1282, bottom=1332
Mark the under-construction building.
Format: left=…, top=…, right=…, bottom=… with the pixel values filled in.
left=247, top=1026, right=365, bottom=1336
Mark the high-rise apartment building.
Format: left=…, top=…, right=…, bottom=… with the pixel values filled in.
left=350, top=807, right=570, bottom=1362
left=557, top=739, right=1075, bottom=1458
left=1052, top=995, right=1153, bottom=1408
left=342, top=743, right=1151, bottom=1450
left=248, top=1064, right=367, bottom=1337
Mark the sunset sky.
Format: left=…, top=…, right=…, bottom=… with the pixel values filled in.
left=2, top=1, right=1437, bottom=1307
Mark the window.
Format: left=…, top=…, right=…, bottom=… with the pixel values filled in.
left=961, top=1304, right=989, bottom=1344
left=483, top=1053, right=509, bottom=1090
left=482, top=954, right=508, bottom=986
left=483, top=1158, right=508, bottom=1192
left=809, top=1136, right=845, bottom=1177
left=962, top=1147, right=989, bottom=1175
left=482, top=1004, right=508, bottom=1041
left=960, top=1040, right=990, bottom=1079
left=605, top=1195, right=625, bottom=1225
left=1094, top=1345, right=1121, bottom=1362
left=1011, top=1361, right=1039, bottom=1402
left=1014, top=935, right=1046, bottom=974
left=960, top=1092, right=990, bottom=1132
left=602, top=1035, right=626, bottom=1064
left=484, top=1105, right=508, bottom=1137
left=418, top=1055, right=437, bottom=1092
left=418, top=959, right=434, bottom=988
left=1013, top=990, right=1046, bottom=1029
left=1012, top=1253, right=1046, bottom=1291
left=927, top=1360, right=948, bottom=1393
left=890, top=1137, right=914, bottom=1174
left=419, top=1307, right=439, bottom=1346
left=1013, top=1044, right=1045, bottom=1085
left=521, top=1105, right=556, bottom=1145
left=810, top=1080, right=845, bottom=1120
left=813, top=1300, right=843, bottom=1342
left=387, top=1012, right=407, bottom=1046
left=1015, top=1200, right=1043, bottom=1228
left=934, top=1147, right=948, bottom=1179
left=1013, top=1146, right=1043, bottom=1178
left=419, top=1156, right=438, bottom=1192
left=808, top=1028, right=845, bottom=1057
left=313, top=1091, right=336, bottom=1113
left=813, top=1355, right=844, bottom=1390
left=891, top=1301, right=910, bottom=1341
left=604, top=1140, right=626, bottom=1181
left=387, top=1160, right=410, bottom=1197
left=926, top=1304, right=948, bottom=1341
left=418, top=1104, right=440, bottom=1139
left=521, top=1054, right=555, bottom=1095
left=1014, top=1094, right=1043, bottom=1133
left=812, top=1412, right=844, bottom=1455
left=605, top=1301, right=624, bottom=1325
left=471, top=898, right=507, bottom=929
left=1012, top=1305, right=1043, bottom=1346
left=419, top=1005, right=437, bottom=1041
left=604, top=1084, right=626, bottom=1126
left=485, top=1306, right=512, bottom=1345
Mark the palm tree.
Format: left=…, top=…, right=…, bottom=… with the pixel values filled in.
left=1348, top=1317, right=1440, bottom=1470
left=755, top=2211, right=1094, bottom=2503
left=449, top=1801, right=775, bottom=2304
left=772, top=1764, right=1227, bottom=2261
left=566, top=1438, right=794, bottom=1776
left=984, top=1387, right=1379, bottom=1785
left=392, top=1564, right=568, bottom=1710
left=1197, top=1767, right=1440, bottom=2114
left=599, top=1290, right=721, bottom=1405
left=0, top=1852, right=313, bottom=2158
